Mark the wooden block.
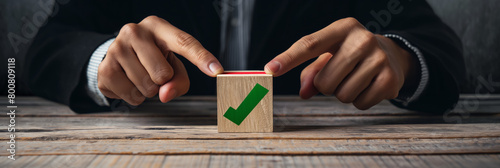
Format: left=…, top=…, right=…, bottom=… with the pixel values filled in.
left=217, top=71, right=273, bottom=133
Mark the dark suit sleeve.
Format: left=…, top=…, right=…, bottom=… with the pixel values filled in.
left=354, top=0, right=466, bottom=113
left=25, top=1, right=121, bottom=113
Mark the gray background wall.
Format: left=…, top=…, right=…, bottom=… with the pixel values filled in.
left=1, top=0, right=57, bottom=95
left=1, top=0, right=499, bottom=95
left=427, top=0, right=500, bottom=94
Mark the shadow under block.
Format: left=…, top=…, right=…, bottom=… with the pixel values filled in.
left=217, top=72, right=273, bottom=133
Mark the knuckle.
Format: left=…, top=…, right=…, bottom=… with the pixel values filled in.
left=144, top=89, right=158, bottom=98
left=98, top=62, right=116, bottom=78
left=379, top=76, right=393, bottom=89
left=353, top=102, right=371, bottom=110
left=120, top=23, right=141, bottom=38
left=133, top=97, right=146, bottom=105
left=336, top=91, right=354, bottom=103
left=340, top=17, right=361, bottom=28
left=371, top=51, right=388, bottom=68
left=97, top=81, right=107, bottom=93
left=387, top=70, right=399, bottom=84
left=144, top=85, right=159, bottom=98
left=192, top=49, right=212, bottom=63
left=106, top=42, right=125, bottom=58
left=175, top=32, right=197, bottom=49
left=127, top=89, right=145, bottom=106
left=141, top=76, right=159, bottom=98
left=313, top=77, right=334, bottom=96
left=343, top=17, right=357, bottom=23
left=386, top=79, right=400, bottom=99
left=356, top=31, right=377, bottom=49
left=107, top=42, right=119, bottom=53
left=298, top=35, right=319, bottom=51
left=141, top=15, right=161, bottom=25
left=319, top=89, right=334, bottom=96
left=377, top=73, right=398, bottom=98
left=152, top=68, right=173, bottom=85
left=341, top=49, right=358, bottom=65
left=298, top=35, right=320, bottom=51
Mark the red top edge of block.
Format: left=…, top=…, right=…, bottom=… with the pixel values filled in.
left=223, top=71, right=267, bottom=74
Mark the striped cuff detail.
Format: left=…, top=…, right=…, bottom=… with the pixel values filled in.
left=383, top=34, right=429, bottom=106
left=85, top=38, right=115, bottom=106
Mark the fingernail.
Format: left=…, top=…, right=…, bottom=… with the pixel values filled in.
left=265, top=61, right=281, bottom=74
left=209, top=62, right=223, bottom=75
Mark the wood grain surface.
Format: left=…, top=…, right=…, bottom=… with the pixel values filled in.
left=1, top=155, right=499, bottom=168
left=0, top=96, right=499, bottom=167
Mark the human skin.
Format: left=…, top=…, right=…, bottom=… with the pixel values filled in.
left=99, top=16, right=417, bottom=110
left=98, top=16, right=224, bottom=105
left=265, top=17, right=418, bottom=110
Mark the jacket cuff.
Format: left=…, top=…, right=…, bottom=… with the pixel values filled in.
left=85, top=38, right=115, bottom=106
left=383, top=34, right=429, bottom=106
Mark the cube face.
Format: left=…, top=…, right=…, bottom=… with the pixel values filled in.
left=217, top=72, right=273, bottom=133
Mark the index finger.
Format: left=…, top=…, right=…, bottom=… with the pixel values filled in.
left=264, top=17, right=356, bottom=77
left=141, top=16, right=223, bottom=77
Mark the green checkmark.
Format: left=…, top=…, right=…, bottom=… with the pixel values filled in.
left=224, top=83, right=269, bottom=125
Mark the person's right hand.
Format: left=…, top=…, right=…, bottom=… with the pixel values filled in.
left=98, top=16, right=223, bottom=106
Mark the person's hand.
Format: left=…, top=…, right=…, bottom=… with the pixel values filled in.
left=265, top=17, right=418, bottom=110
left=98, top=16, right=224, bottom=105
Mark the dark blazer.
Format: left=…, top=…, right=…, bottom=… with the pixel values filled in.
left=26, top=0, right=465, bottom=113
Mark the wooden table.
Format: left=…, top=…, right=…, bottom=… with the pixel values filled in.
left=1, top=96, right=500, bottom=167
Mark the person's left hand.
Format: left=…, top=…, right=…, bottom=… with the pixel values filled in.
left=265, top=17, right=418, bottom=110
